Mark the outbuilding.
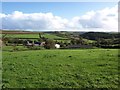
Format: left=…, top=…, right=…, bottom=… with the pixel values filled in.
left=55, top=44, right=60, bottom=49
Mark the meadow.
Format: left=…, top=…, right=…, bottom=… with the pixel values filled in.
left=2, top=33, right=67, bottom=39
left=2, top=33, right=71, bottom=44
left=2, top=48, right=119, bottom=88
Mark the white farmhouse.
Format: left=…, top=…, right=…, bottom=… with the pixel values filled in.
left=55, top=44, right=60, bottom=49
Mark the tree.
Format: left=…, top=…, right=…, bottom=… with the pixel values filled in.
left=71, top=39, right=76, bottom=45
left=70, top=37, right=85, bottom=45
left=39, top=33, right=41, bottom=38
left=96, top=38, right=101, bottom=47
left=44, top=39, right=55, bottom=49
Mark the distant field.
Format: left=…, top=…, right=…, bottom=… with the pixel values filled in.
left=2, top=48, right=119, bottom=88
left=1, top=31, right=94, bottom=44
left=42, top=34, right=68, bottom=39
left=2, top=33, right=68, bottom=39
left=2, top=34, right=39, bottom=38
left=2, top=33, right=70, bottom=43
left=83, top=39, right=95, bottom=43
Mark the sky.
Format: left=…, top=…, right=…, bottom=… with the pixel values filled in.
left=0, top=2, right=118, bottom=32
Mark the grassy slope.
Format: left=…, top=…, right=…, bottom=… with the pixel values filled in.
left=2, top=33, right=93, bottom=43
left=2, top=34, right=39, bottom=38
left=2, top=33, right=67, bottom=39
left=2, top=33, right=70, bottom=43
left=83, top=39, right=96, bottom=43
left=2, top=49, right=119, bottom=88
left=42, top=34, right=67, bottom=39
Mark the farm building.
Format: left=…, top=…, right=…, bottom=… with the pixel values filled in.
left=55, top=44, right=60, bottom=48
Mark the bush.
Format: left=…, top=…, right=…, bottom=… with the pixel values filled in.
left=44, top=39, right=55, bottom=49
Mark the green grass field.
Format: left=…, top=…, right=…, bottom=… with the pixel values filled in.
left=2, top=48, right=119, bottom=88
left=2, top=33, right=67, bottom=39
left=2, top=33, right=95, bottom=44
left=42, top=34, right=68, bottom=39
left=2, top=34, right=39, bottom=38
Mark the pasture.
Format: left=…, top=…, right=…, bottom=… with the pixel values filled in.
left=2, top=33, right=71, bottom=44
left=2, top=33, right=67, bottom=39
left=2, top=48, right=119, bottom=88
left=2, top=34, right=39, bottom=38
